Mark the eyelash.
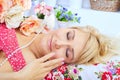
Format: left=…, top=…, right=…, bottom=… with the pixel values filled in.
left=66, top=48, right=69, bottom=58
left=67, top=32, right=70, bottom=40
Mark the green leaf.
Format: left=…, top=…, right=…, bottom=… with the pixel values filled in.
left=37, top=13, right=45, bottom=19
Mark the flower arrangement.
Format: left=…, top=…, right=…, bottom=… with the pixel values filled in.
left=54, top=5, right=81, bottom=23
left=34, top=2, right=56, bottom=32
left=34, top=2, right=53, bottom=19
left=44, top=64, right=82, bottom=80
left=0, top=0, right=31, bottom=28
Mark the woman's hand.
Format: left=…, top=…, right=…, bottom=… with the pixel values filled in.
left=18, top=53, right=64, bottom=80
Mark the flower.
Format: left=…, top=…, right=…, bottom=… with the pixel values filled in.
left=68, top=65, right=80, bottom=79
left=15, top=0, right=32, bottom=10
left=0, top=0, right=31, bottom=28
left=0, top=0, right=13, bottom=23
left=20, top=15, right=42, bottom=36
left=95, top=61, right=120, bottom=80
left=44, top=64, right=81, bottom=80
left=52, top=71, right=64, bottom=80
left=34, top=2, right=53, bottom=19
left=5, top=5, right=24, bottom=29
left=101, top=72, right=113, bottom=80
left=116, top=68, right=120, bottom=75
left=57, top=64, right=67, bottom=74
left=54, top=5, right=81, bottom=23
left=44, top=72, right=53, bottom=80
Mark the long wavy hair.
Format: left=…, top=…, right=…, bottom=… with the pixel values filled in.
left=70, top=25, right=120, bottom=64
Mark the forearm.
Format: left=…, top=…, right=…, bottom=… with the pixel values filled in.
left=0, top=72, right=21, bottom=80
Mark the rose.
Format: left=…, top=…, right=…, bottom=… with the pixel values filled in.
left=0, top=0, right=31, bottom=24
left=101, top=72, right=113, bottom=80
left=20, top=15, right=42, bottom=36
left=14, top=0, right=31, bottom=10
left=0, top=0, right=13, bottom=23
left=116, top=68, right=120, bottom=75
left=5, top=5, right=24, bottom=29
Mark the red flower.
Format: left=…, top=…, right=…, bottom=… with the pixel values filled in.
left=116, top=68, right=120, bottom=75
left=101, top=72, right=112, bottom=80
left=57, top=64, right=67, bottom=74
left=64, top=78, right=72, bottom=80
left=44, top=72, right=53, bottom=80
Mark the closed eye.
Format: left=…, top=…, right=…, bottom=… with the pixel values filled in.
left=66, top=30, right=75, bottom=40
left=67, top=31, right=70, bottom=40
left=66, top=48, right=74, bottom=60
left=66, top=48, right=69, bottom=58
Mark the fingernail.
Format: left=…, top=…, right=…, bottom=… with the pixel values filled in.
left=60, top=58, right=64, bottom=61
left=61, top=61, right=64, bottom=64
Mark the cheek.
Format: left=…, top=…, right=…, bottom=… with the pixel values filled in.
left=51, top=49, right=66, bottom=59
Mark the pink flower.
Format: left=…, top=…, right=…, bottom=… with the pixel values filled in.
left=34, top=2, right=52, bottom=17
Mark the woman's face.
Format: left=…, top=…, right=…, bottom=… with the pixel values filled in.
left=40, top=28, right=90, bottom=63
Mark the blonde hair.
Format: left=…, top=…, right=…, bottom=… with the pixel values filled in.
left=71, top=25, right=120, bottom=64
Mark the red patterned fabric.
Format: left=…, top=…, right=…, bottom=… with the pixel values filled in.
left=0, top=23, right=26, bottom=71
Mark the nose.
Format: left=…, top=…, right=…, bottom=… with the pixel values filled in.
left=54, top=40, right=69, bottom=49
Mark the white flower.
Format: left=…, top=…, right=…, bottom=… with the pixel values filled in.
left=52, top=71, right=64, bottom=80
left=40, top=2, right=46, bottom=6
left=5, top=5, right=24, bottom=29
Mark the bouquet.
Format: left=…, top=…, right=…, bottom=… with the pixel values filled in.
left=54, top=5, right=81, bottom=23
left=34, top=2, right=56, bottom=31
left=34, top=2, right=53, bottom=19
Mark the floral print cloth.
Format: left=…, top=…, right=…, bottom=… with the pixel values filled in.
left=0, top=23, right=26, bottom=71
left=44, top=56, right=120, bottom=80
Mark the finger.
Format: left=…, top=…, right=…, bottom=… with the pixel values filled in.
left=37, top=52, right=55, bottom=62
left=43, top=58, right=64, bottom=67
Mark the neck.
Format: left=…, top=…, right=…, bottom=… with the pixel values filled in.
left=29, top=34, right=44, bottom=58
